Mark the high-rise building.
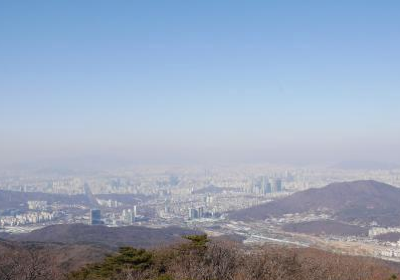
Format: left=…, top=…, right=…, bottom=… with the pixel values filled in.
left=122, top=209, right=133, bottom=225
left=197, top=207, right=204, bottom=218
left=261, top=176, right=272, bottom=194
left=132, top=205, right=137, bottom=222
left=122, top=206, right=138, bottom=224
left=270, top=178, right=283, bottom=192
left=252, top=176, right=272, bottom=195
left=204, top=195, right=213, bottom=205
left=90, top=209, right=102, bottom=225
left=188, top=208, right=198, bottom=220
left=164, top=200, right=171, bottom=214
left=133, top=205, right=137, bottom=218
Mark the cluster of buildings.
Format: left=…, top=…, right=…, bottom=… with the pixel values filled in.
left=97, top=199, right=121, bottom=208
left=49, top=178, right=83, bottom=194
left=368, top=227, right=400, bottom=237
left=2, top=165, right=400, bottom=197
left=0, top=211, right=57, bottom=227
left=27, top=201, right=48, bottom=210
left=121, top=206, right=137, bottom=225
left=248, top=177, right=283, bottom=195
left=188, top=206, right=204, bottom=220
left=188, top=206, right=220, bottom=220
left=379, top=248, right=400, bottom=258
left=375, top=240, right=400, bottom=258
left=89, top=206, right=140, bottom=226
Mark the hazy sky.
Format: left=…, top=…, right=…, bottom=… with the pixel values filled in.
left=1, top=1, right=399, bottom=166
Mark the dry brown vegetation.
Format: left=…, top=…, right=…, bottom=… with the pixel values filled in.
left=0, top=235, right=398, bottom=280
left=68, top=235, right=398, bottom=280
left=0, top=241, right=61, bottom=280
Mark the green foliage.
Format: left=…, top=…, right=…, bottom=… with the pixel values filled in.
left=178, top=234, right=210, bottom=260
left=68, top=247, right=153, bottom=279
left=183, top=234, right=209, bottom=248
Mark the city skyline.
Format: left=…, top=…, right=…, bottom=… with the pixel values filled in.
left=1, top=1, right=400, bottom=166
left=3, top=2, right=400, bottom=278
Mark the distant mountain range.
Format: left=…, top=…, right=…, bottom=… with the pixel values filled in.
left=230, top=180, right=400, bottom=228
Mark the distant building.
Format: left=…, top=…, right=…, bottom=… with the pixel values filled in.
left=133, top=205, right=137, bottom=219
left=252, top=176, right=272, bottom=195
left=188, top=206, right=205, bottom=220
left=90, top=209, right=102, bottom=225
left=122, top=206, right=138, bottom=225
left=164, top=200, right=171, bottom=214
left=188, top=208, right=198, bottom=220
left=27, top=201, right=48, bottom=210
left=270, top=178, right=282, bottom=192
left=261, top=176, right=272, bottom=194
left=122, top=209, right=133, bottom=225
left=204, top=195, right=213, bottom=205
left=197, top=207, right=204, bottom=218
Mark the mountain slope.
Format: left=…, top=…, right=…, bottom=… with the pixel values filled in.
left=230, top=180, right=400, bottom=226
left=282, top=220, right=368, bottom=236
left=9, top=223, right=201, bottom=248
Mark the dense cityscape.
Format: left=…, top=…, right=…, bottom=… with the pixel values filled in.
left=1, top=164, right=400, bottom=262
left=1, top=1, right=400, bottom=279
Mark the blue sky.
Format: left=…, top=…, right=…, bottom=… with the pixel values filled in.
left=1, top=1, right=399, bottom=165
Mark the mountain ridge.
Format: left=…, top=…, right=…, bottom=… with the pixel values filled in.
left=230, top=180, right=400, bottom=227
left=7, top=223, right=201, bottom=249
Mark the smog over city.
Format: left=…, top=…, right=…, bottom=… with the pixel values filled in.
left=1, top=2, right=400, bottom=280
